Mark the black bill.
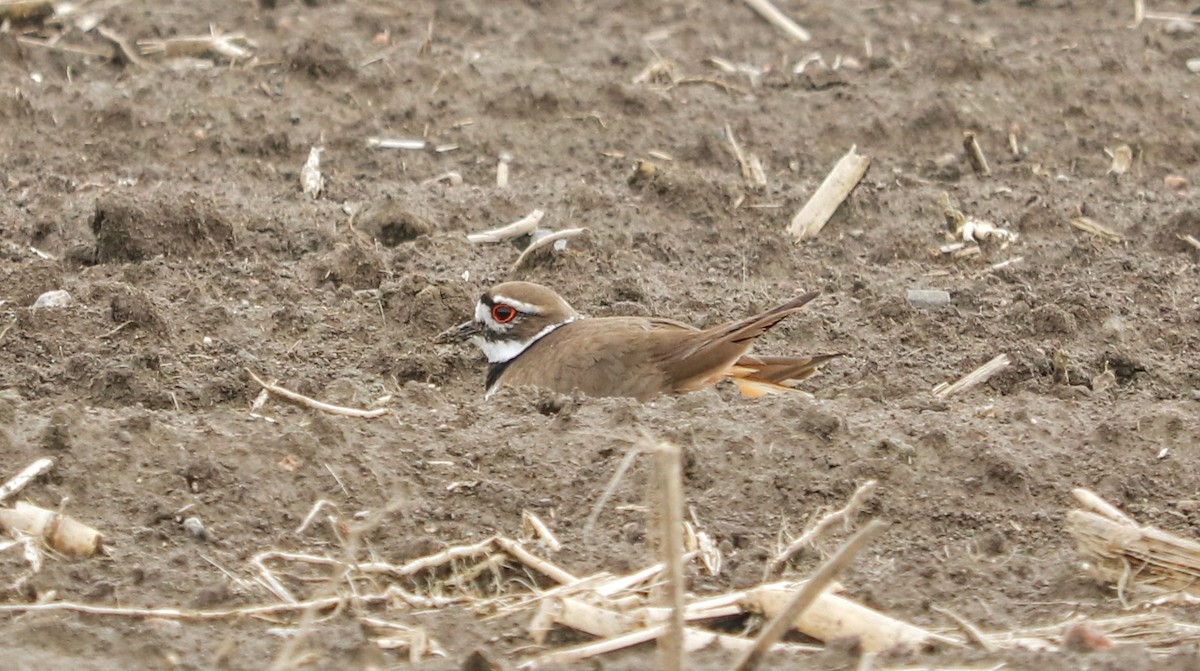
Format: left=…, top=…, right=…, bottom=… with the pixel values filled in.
left=435, top=319, right=482, bottom=344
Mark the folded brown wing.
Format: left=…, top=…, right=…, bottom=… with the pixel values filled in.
left=659, top=292, right=821, bottom=392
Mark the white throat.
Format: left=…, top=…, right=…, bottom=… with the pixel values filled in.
left=474, top=316, right=579, bottom=364
left=476, top=336, right=533, bottom=364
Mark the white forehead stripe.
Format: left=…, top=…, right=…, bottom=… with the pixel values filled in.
left=476, top=295, right=546, bottom=332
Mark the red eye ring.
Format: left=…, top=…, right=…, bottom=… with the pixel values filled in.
left=491, top=304, right=517, bottom=324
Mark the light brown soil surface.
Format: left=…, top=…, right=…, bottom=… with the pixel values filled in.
left=3, top=0, right=1200, bottom=669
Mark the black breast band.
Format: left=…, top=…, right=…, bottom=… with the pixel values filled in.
left=483, top=322, right=563, bottom=392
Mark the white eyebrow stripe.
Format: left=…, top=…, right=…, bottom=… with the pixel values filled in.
left=490, top=295, right=542, bottom=315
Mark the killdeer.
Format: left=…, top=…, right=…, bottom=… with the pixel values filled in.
left=437, top=281, right=839, bottom=401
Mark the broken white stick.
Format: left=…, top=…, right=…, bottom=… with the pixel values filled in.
left=366, top=137, right=426, bottom=150
left=28, top=246, right=55, bottom=261
left=548, top=597, right=818, bottom=654
left=743, top=579, right=954, bottom=654
left=1070, top=216, right=1124, bottom=242
left=787, top=146, right=871, bottom=240
left=467, top=209, right=545, bottom=244
left=740, top=0, right=811, bottom=42
left=766, top=479, right=878, bottom=578
left=245, top=369, right=390, bottom=419
left=725, top=123, right=753, bottom=184
left=748, top=154, right=767, bottom=188
left=421, top=171, right=463, bottom=187
left=250, top=387, right=270, bottom=412
left=1071, top=488, right=1137, bottom=527
left=1066, top=503, right=1200, bottom=597
left=521, top=624, right=670, bottom=669
left=655, top=442, right=686, bottom=671
left=1107, top=145, right=1133, bottom=176
left=737, top=521, right=889, bottom=670
left=0, top=458, right=54, bottom=505
left=0, top=501, right=103, bottom=557
left=1143, top=9, right=1200, bottom=24
left=933, top=354, right=1011, bottom=399
left=986, top=256, right=1024, bottom=273
left=521, top=510, right=562, bottom=552
left=593, top=560, right=671, bottom=597
left=723, top=124, right=767, bottom=189
left=295, top=499, right=335, bottom=535
left=963, top=131, right=990, bottom=177
left=523, top=609, right=815, bottom=671
left=300, top=146, right=324, bottom=200
left=644, top=592, right=747, bottom=624
left=1007, top=122, right=1023, bottom=157
left=684, top=520, right=722, bottom=577
left=544, top=597, right=633, bottom=639
left=494, top=536, right=579, bottom=585
left=513, top=228, right=588, bottom=270
left=96, top=25, right=149, bottom=69
left=961, top=219, right=1017, bottom=245
left=137, top=28, right=253, bottom=60
left=497, top=153, right=513, bottom=188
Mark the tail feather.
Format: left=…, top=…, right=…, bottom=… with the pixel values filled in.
left=729, top=376, right=814, bottom=399
left=725, top=353, right=842, bottom=398
left=731, top=353, right=843, bottom=383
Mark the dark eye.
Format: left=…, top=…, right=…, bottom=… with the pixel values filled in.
left=491, top=304, right=517, bottom=323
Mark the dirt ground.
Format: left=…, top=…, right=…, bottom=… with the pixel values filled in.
left=2, top=0, right=1200, bottom=668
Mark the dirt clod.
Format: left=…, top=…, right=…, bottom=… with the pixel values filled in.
left=355, top=197, right=433, bottom=246
left=39, top=405, right=78, bottom=452
left=110, top=290, right=166, bottom=335
left=314, top=242, right=386, bottom=289
left=91, top=193, right=234, bottom=263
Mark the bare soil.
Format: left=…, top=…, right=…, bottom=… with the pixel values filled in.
left=2, top=0, right=1200, bottom=669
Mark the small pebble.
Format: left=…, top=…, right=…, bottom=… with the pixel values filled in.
left=32, top=290, right=72, bottom=309
left=1188, top=58, right=1200, bottom=74
left=1165, top=19, right=1196, bottom=35
left=183, top=516, right=211, bottom=541
left=906, top=289, right=951, bottom=309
